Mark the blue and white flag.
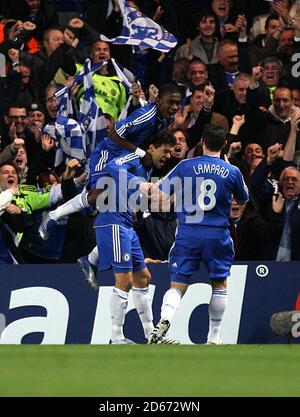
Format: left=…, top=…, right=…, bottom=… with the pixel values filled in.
left=78, top=59, right=108, bottom=154
left=54, top=61, right=108, bottom=100
left=101, top=0, right=177, bottom=53
left=54, top=59, right=108, bottom=167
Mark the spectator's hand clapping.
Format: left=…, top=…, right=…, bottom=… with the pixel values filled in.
left=235, top=14, right=247, bottom=34
left=9, top=122, right=17, bottom=141
left=290, top=109, right=300, bottom=132
left=41, top=134, right=55, bottom=152
left=23, top=21, right=36, bottom=31
left=224, top=23, right=237, bottom=33
left=8, top=21, right=23, bottom=40
left=8, top=48, right=19, bottom=64
left=186, top=38, right=195, bottom=60
left=272, top=192, right=285, bottom=214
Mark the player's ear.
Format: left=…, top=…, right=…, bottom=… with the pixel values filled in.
left=147, top=144, right=155, bottom=154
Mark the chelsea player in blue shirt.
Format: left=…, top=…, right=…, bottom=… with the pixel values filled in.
left=148, top=124, right=249, bottom=345
left=38, top=84, right=181, bottom=237
left=95, top=130, right=178, bottom=344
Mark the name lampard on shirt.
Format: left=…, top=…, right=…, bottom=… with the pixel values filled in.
left=193, top=163, right=229, bottom=178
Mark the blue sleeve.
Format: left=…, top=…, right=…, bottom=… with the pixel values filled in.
left=105, top=153, right=145, bottom=190
left=114, top=103, right=156, bottom=139
left=233, top=167, right=249, bottom=202
left=158, top=162, right=182, bottom=196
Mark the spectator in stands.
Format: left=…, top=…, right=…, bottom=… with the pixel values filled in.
left=253, top=163, right=300, bottom=261
left=19, top=26, right=77, bottom=102
left=0, top=138, right=25, bottom=165
left=180, top=58, right=209, bottom=104
left=210, top=0, right=235, bottom=39
left=259, top=86, right=300, bottom=151
left=213, top=72, right=265, bottom=139
left=291, top=87, right=300, bottom=108
left=23, top=0, right=59, bottom=42
left=171, top=57, right=190, bottom=99
left=44, top=83, right=60, bottom=123
left=208, top=39, right=247, bottom=94
left=175, top=10, right=219, bottom=64
left=12, top=144, right=28, bottom=184
left=249, top=13, right=283, bottom=67
left=0, top=162, right=33, bottom=264
left=76, top=40, right=127, bottom=121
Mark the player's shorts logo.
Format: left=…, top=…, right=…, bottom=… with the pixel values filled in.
left=123, top=253, right=131, bottom=262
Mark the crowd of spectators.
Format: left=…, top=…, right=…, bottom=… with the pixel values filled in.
left=0, top=0, right=300, bottom=264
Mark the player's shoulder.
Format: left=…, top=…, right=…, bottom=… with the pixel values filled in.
left=226, top=161, right=243, bottom=175
left=132, top=102, right=157, bottom=119
left=113, top=151, right=140, bottom=166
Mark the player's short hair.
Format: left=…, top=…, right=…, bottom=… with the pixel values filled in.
left=142, top=129, right=176, bottom=150
left=202, top=124, right=226, bottom=152
left=158, top=83, right=181, bottom=98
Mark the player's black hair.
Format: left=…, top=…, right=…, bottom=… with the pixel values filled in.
left=141, top=129, right=176, bottom=150
left=158, top=83, right=181, bottom=98
left=202, top=124, right=226, bottom=152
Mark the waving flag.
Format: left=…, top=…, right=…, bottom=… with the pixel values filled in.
left=100, top=0, right=177, bottom=53
left=54, top=59, right=108, bottom=168
left=78, top=59, right=108, bottom=154
left=54, top=61, right=108, bottom=100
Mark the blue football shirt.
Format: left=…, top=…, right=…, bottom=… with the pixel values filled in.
left=159, top=155, right=249, bottom=227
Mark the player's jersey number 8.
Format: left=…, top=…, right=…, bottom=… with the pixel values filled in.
left=197, top=179, right=217, bottom=211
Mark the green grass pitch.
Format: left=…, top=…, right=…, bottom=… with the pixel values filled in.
left=0, top=345, right=299, bottom=397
